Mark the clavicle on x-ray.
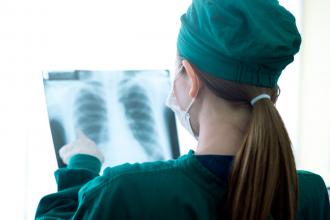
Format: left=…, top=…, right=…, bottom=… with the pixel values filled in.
left=43, top=70, right=180, bottom=170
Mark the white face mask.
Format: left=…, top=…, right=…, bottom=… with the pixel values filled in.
left=166, top=74, right=198, bottom=139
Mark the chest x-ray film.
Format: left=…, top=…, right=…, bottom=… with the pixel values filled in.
left=43, top=70, right=180, bottom=169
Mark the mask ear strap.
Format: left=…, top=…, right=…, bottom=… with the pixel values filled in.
left=185, top=97, right=196, bottom=112
left=174, top=65, right=185, bottom=80
left=186, top=80, right=199, bottom=112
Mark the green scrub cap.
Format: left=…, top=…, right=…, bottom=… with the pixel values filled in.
left=177, top=0, right=301, bottom=88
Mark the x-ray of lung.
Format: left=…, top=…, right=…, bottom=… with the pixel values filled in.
left=43, top=70, right=179, bottom=169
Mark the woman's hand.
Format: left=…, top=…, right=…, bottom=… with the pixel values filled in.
left=59, top=129, right=105, bottom=165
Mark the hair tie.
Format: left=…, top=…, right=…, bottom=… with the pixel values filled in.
left=250, top=94, right=271, bottom=106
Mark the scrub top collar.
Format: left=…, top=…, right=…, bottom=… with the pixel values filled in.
left=176, top=149, right=229, bottom=198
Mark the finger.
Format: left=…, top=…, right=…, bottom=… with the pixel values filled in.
left=76, top=128, right=90, bottom=140
left=75, top=128, right=84, bottom=138
left=59, top=143, right=73, bottom=158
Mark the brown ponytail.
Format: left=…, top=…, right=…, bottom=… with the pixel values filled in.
left=228, top=97, right=297, bottom=220
left=179, top=58, right=298, bottom=220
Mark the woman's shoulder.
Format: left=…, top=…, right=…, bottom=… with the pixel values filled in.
left=297, top=170, right=327, bottom=190
left=298, top=170, right=324, bottom=178
left=102, top=158, right=179, bottom=179
left=77, top=158, right=186, bottom=205
left=80, top=159, right=181, bottom=191
left=297, top=170, right=328, bottom=197
left=296, top=170, right=329, bottom=219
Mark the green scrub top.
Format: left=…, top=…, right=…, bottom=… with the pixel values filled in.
left=35, top=150, right=330, bottom=219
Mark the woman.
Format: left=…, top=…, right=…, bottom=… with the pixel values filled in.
left=36, top=0, right=330, bottom=219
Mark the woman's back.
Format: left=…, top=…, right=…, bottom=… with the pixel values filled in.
left=36, top=151, right=329, bottom=219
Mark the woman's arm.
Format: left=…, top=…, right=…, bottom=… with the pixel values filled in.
left=35, top=154, right=101, bottom=219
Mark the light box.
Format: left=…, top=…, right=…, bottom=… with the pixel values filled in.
left=43, top=70, right=179, bottom=170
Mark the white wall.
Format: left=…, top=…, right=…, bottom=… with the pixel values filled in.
left=298, top=0, right=330, bottom=185
left=0, top=1, right=33, bottom=219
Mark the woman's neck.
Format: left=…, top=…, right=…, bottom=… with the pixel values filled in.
left=193, top=95, right=250, bottom=156
left=195, top=122, right=244, bottom=156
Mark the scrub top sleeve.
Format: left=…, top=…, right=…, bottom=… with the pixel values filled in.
left=35, top=154, right=101, bottom=219
left=57, top=154, right=102, bottom=190
left=72, top=176, right=130, bottom=219
left=68, top=154, right=102, bottom=174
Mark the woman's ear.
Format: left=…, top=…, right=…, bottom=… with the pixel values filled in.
left=182, top=60, right=200, bottom=98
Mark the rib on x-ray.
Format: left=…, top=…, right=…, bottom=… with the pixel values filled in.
left=43, top=70, right=179, bottom=170
left=74, top=82, right=109, bottom=145
left=118, top=76, right=163, bottom=160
